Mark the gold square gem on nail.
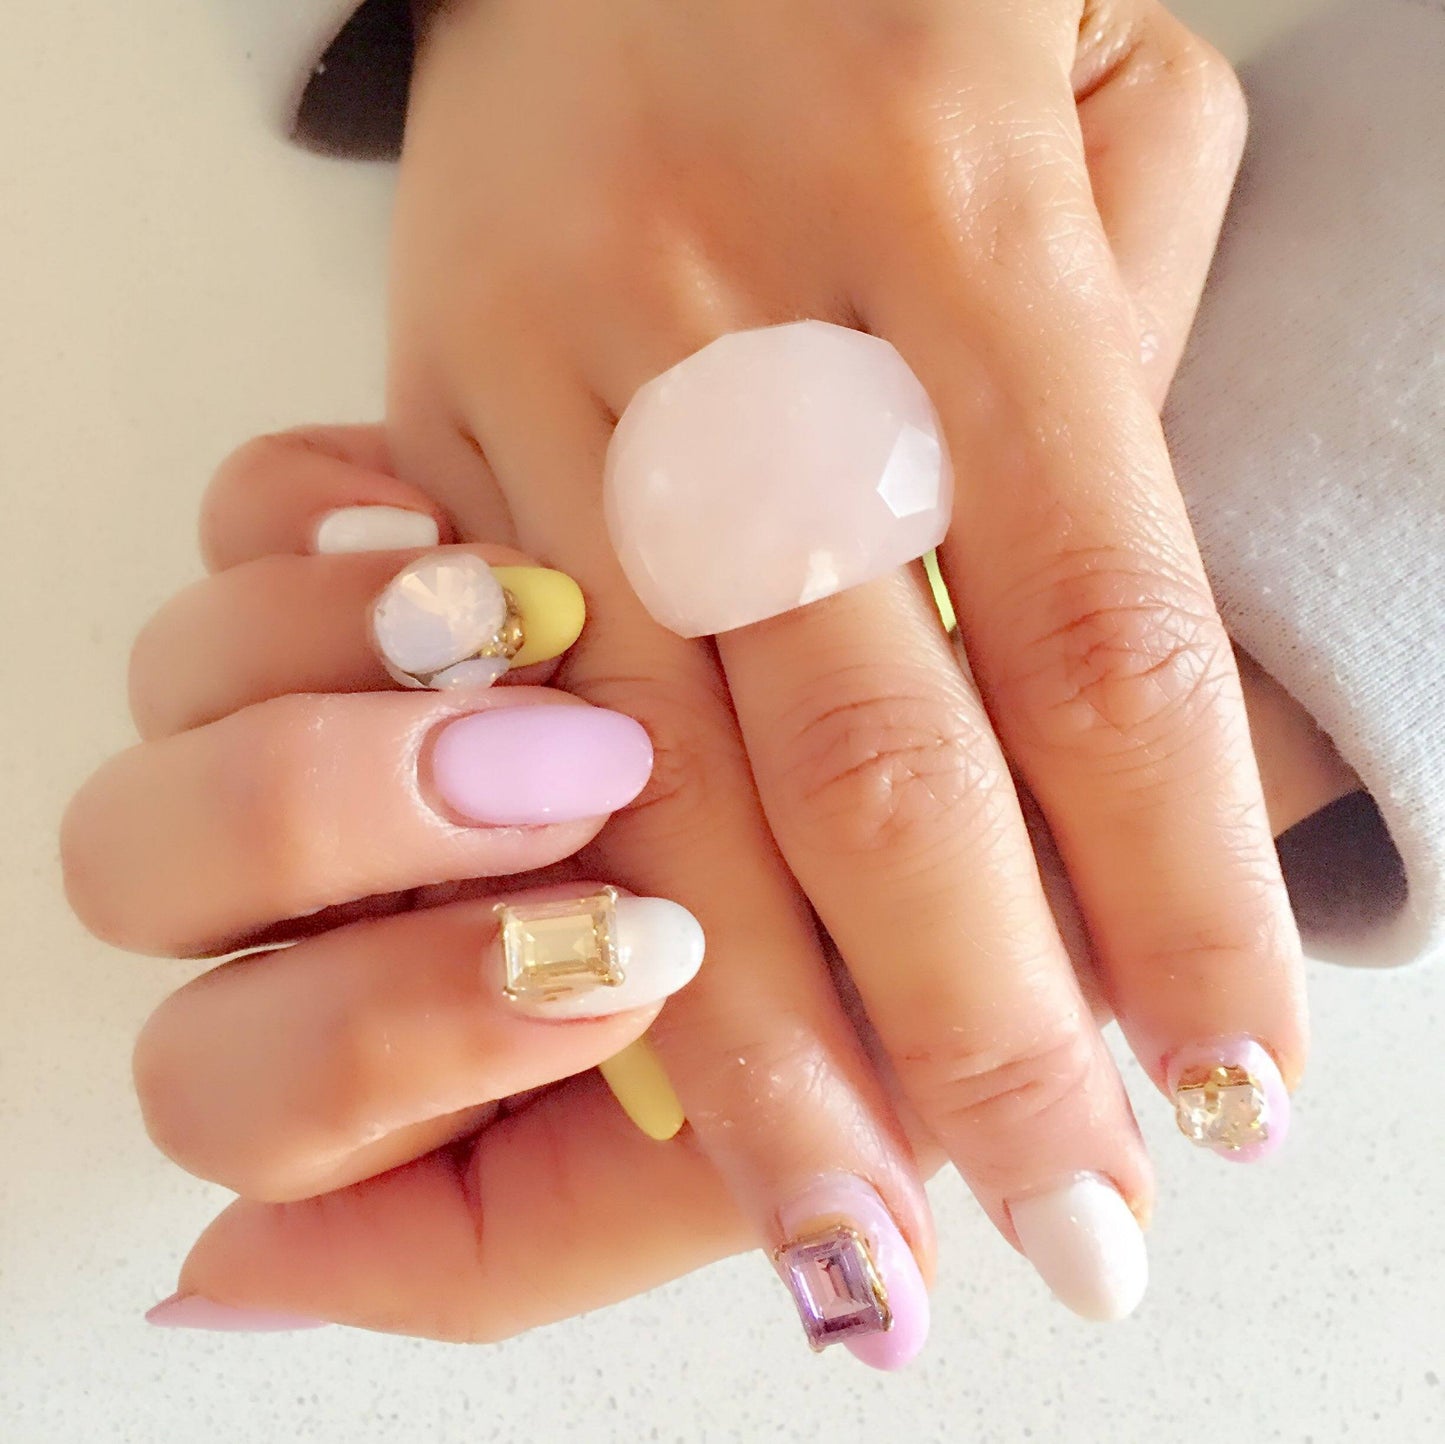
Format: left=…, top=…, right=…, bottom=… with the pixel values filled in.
left=497, top=887, right=625, bottom=1004
left=1174, top=1064, right=1268, bottom=1150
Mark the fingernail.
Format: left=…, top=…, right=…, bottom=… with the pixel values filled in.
left=1167, top=1035, right=1290, bottom=1163
left=1009, top=1174, right=1148, bottom=1322
left=429, top=705, right=652, bottom=825
left=314, top=505, right=440, bottom=554
left=773, top=1174, right=929, bottom=1371
left=495, top=887, right=704, bottom=1021
left=145, top=1293, right=327, bottom=1332
left=373, top=554, right=585, bottom=690
left=599, top=1037, right=687, bottom=1140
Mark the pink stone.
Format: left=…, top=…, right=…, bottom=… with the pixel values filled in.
left=604, top=321, right=953, bottom=638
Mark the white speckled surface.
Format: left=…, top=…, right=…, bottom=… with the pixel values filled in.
left=3, top=2, right=1441, bottom=1441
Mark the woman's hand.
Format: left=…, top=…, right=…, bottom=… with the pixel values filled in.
left=60, top=426, right=1356, bottom=1352
left=386, top=0, right=1309, bottom=1326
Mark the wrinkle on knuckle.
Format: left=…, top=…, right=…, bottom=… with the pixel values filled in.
left=776, top=690, right=1003, bottom=858
left=559, top=670, right=746, bottom=837
left=998, top=552, right=1234, bottom=761
left=902, top=1021, right=1097, bottom=1166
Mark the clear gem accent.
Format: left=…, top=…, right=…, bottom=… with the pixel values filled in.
left=1174, top=1064, right=1269, bottom=1150
left=498, top=889, right=625, bottom=1004
left=778, top=1224, right=891, bottom=1351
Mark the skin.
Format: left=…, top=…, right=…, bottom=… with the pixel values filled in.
left=61, top=427, right=1361, bottom=1335
left=385, top=0, right=1305, bottom=1270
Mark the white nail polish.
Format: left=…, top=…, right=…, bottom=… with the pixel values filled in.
left=1010, top=1174, right=1147, bottom=1322
left=314, top=506, right=440, bottom=554
left=496, top=890, right=706, bottom=1020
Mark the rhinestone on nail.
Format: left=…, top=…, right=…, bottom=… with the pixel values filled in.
left=497, top=888, right=625, bottom=1005
left=1174, top=1063, right=1269, bottom=1151
left=776, top=1223, right=892, bottom=1351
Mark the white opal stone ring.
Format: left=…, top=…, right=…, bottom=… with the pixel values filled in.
left=603, top=320, right=953, bottom=639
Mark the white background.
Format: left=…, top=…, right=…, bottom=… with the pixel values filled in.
left=3, top=2, right=1440, bottom=1441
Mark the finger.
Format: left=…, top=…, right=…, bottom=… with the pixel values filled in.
left=151, top=1079, right=746, bottom=1340
left=865, top=36, right=1306, bottom=1147
left=721, top=568, right=1152, bottom=1321
left=134, top=886, right=704, bottom=1200
left=61, top=689, right=652, bottom=956
left=130, top=547, right=586, bottom=739
left=393, top=375, right=936, bottom=1367
left=1075, top=0, right=1249, bottom=402
left=200, top=426, right=455, bottom=571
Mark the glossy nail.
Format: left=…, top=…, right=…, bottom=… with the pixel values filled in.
left=373, top=554, right=585, bottom=689
left=1009, top=1174, right=1148, bottom=1322
left=773, top=1174, right=929, bottom=1370
left=599, top=1037, right=687, bottom=1141
left=429, top=705, right=652, bottom=826
left=314, top=505, right=440, bottom=554
left=1167, top=1036, right=1290, bottom=1163
left=496, top=887, right=704, bottom=1021
left=145, top=1293, right=326, bottom=1332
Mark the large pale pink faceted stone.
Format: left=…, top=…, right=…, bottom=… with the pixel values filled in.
left=604, top=320, right=953, bottom=638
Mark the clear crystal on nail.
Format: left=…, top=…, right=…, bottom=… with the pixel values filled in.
left=777, top=1223, right=892, bottom=1351
left=1174, top=1064, right=1269, bottom=1150
left=372, top=554, right=519, bottom=689
left=497, top=888, right=625, bottom=1004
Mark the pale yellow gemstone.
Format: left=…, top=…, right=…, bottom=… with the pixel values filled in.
left=498, top=888, right=624, bottom=1004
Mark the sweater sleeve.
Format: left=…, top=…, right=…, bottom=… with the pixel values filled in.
left=1163, top=0, right=1445, bottom=969
left=262, top=0, right=1445, bottom=969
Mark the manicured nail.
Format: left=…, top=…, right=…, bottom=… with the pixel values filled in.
left=373, top=553, right=585, bottom=689
left=1009, top=1174, right=1148, bottom=1322
left=145, top=1293, right=326, bottom=1332
left=314, top=505, right=440, bottom=554
left=495, top=887, right=704, bottom=1021
left=429, top=705, right=652, bottom=825
left=599, top=1037, right=687, bottom=1140
left=773, top=1174, right=929, bottom=1371
left=1167, top=1036, right=1289, bottom=1163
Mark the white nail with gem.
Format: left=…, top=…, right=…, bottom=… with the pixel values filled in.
left=496, top=889, right=706, bottom=1020
left=372, top=552, right=516, bottom=689
left=1010, top=1174, right=1148, bottom=1322
left=314, top=506, right=440, bottom=555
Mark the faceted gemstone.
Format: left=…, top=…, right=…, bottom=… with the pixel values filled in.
left=372, top=554, right=511, bottom=687
left=604, top=321, right=953, bottom=638
left=778, top=1224, right=892, bottom=1351
left=1174, top=1064, right=1269, bottom=1150
left=497, top=888, right=625, bottom=1004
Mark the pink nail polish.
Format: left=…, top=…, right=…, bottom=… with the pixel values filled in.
left=428, top=705, right=653, bottom=825
left=145, top=1293, right=326, bottom=1332
left=1167, top=1035, right=1290, bottom=1163
left=773, top=1174, right=930, bottom=1371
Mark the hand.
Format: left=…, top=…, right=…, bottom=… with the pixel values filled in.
left=385, top=0, right=1311, bottom=1334
left=60, top=427, right=1354, bottom=1346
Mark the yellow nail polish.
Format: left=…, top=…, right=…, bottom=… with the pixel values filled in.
left=491, top=566, right=586, bottom=668
left=598, top=1038, right=685, bottom=1141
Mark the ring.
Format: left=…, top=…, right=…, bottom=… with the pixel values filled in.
left=371, top=552, right=525, bottom=690
left=604, top=320, right=953, bottom=638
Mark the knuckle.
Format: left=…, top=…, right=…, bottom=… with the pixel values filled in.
left=561, top=670, right=747, bottom=841
left=775, top=689, right=1005, bottom=858
left=999, top=552, right=1235, bottom=760
left=901, top=1021, right=1098, bottom=1177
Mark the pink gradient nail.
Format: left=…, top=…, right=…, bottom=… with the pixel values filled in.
left=429, top=705, right=653, bottom=825
left=774, top=1174, right=930, bottom=1371
left=1166, top=1035, right=1290, bottom=1164
left=145, top=1293, right=327, bottom=1332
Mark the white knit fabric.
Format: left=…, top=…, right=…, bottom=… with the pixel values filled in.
left=1165, top=0, right=1444, bottom=968
left=255, top=0, right=1445, bottom=969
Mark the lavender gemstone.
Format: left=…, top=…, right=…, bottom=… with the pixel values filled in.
left=779, top=1224, right=891, bottom=1350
